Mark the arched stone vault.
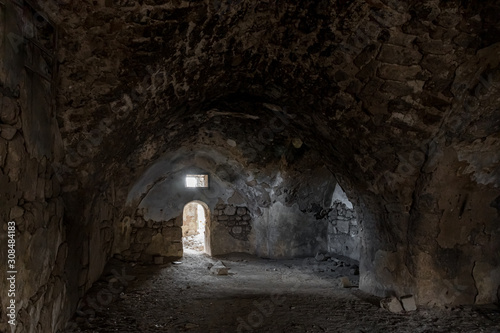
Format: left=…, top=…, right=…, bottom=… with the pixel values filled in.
left=1, top=0, right=499, bottom=331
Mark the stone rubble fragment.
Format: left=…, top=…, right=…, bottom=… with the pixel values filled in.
left=380, top=297, right=404, bottom=313
left=339, top=276, right=352, bottom=288
left=315, top=252, right=327, bottom=261
left=400, top=295, right=417, bottom=312
left=210, top=261, right=230, bottom=275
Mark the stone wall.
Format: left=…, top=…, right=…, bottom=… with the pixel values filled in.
left=0, top=2, right=71, bottom=331
left=120, top=147, right=340, bottom=260
left=117, top=214, right=183, bottom=263
left=213, top=204, right=252, bottom=241
left=16, top=0, right=498, bottom=323
left=327, top=201, right=360, bottom=261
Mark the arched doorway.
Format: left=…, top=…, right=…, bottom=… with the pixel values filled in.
left=182, top=201, right=210, bottom=253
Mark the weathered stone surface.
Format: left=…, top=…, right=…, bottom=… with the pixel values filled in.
left=336, top=220, right=350, bottom=234
left=377, top=44, right=422, bottom=65
left=5, top=134, right=25, bottom=182
left=154, top=256, right=164, bottom=265
left=161, top=227, right=182, bottom=241
left=400, top=295, right=417, bottom=312
left=378, top=64, right=422, bottom=81
left=136, top=228, right=153, bottom=244
left=224, top=206, right=237, bottom=216
left=0, top=97, right=19, bottom=124
left=0, top=125, right=16, bottom=140
left=10, top=205, right=24, bottom=219
left=473, top=262, right=500, bottom=304
left=417, top=38, right=455, bottom=55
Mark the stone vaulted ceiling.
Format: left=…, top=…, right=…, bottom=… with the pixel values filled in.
left=40, top=0, right=499, bottom=198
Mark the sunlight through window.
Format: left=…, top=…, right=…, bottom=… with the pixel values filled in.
left=185, top=174, right=209, bottom=188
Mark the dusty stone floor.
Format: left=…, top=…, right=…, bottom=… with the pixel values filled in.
left=64, top=251, right=500, bottom=333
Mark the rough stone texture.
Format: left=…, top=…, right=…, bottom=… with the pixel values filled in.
left=401, top=295, right=417, bottom=312
left=327, top=185, right=360, bottom=260
left=381, top=297, right=404, bottom=314
left=0, top=2, right=72, bottom=332
left=215, top=204, right=251, bottom=241
left=2, top=0, right=500, bottom=331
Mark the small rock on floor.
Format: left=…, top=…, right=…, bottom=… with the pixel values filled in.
left=380, top=296, right=403, bottom=313
left=210, top=261, right=229, bottom=275
left=400, top=295, right=417, bottom=312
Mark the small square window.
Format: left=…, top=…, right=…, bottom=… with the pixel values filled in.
left=185, top=174, right=209, bottom=188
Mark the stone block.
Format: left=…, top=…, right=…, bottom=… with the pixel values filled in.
left=386, top=27, right=417, bottom=46
left=10, top=205, right=24, bottom=219
left=224, top=206, right=236, bottom=215
left=1, top=97, right=18, bottom=124
left=135, top=218, right=146, bottom=227
left=0, top=125, right=16, bottom=140
left=337, top=220, right=350, bottom=234
left=380, top=297, right=403, bottom=313
left=236, top=207, right=246, bottom=215
left=315, top=252, right=327, bottom=261
left=381, top=80, right=414, bottom=96
left=162, top=226, right=182, bottom=240
left=154, top=256, right=164, bottom=265
left=242, top=214, right=251, bottom=221
left=378, top=64, right=421, bottom=81
left=356, top=60, right=379, bottom=81
left=136, top=228, right=152, bottom=243
left=232, top=226, right=242, bottom=234
left=377, top=44, right=422, bottom=65
left=210, top=261, right=229, bottom=275
left=400, top=295, right=417, bottom=312
left=22, top=158, right=38, bottom=201
left=218, top=215, right=228, bottom=221
left=354, top=44, right=379, bottom=68
left=0, top=138, right=6, bottom=168
left=416, top=38, right=454, bottom=55
left=5, top=134, right=25, bottom=182
left=162, top=219, right=174, bottom=227
left=436, top=12, right=461, bottom=28
left=421, top=54, right=453, bottom=74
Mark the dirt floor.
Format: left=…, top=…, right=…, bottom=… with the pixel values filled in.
left=63, top=248, right=500, bottom=333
